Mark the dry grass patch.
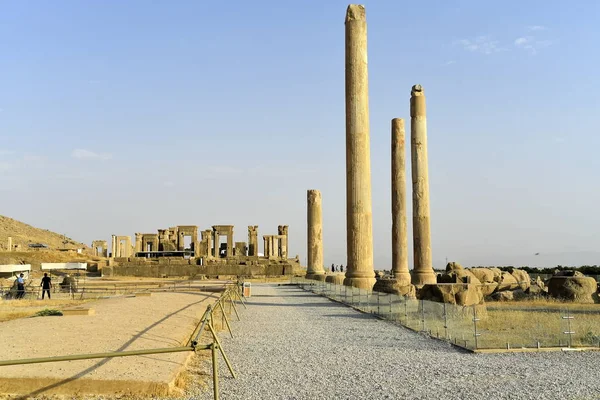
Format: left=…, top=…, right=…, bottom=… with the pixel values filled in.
left=0, top=298, right=91, bottom=322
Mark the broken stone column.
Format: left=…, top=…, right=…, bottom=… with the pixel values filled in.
left=7, top=236, right=11, bottom=252
left=278, top=225, right=289, bottom=259
left=373, top=118, right=413, bottom=295
left=111, top=235, right=117, bottom=258
left=343, top=4, right=375, bottom=289
left=263, top=236, right=269, bottom=258
left=306, top=189, right=325, bottom=280
left=410, top=84, right=436, bottom=285
left=134, top=233, right=142, bottom=254
left=248, top=226, right=258, bottom=257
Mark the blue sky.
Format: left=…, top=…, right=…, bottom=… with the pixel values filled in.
left=1, top=0, right=600, bottom=269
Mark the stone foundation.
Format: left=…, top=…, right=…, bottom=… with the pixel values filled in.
left=325, top=275, right=345, bottom=285
left=372, top=279, right=416, bottom=298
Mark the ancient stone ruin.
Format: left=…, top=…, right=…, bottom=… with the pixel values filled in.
left=93, top=224, right=300, bottom=278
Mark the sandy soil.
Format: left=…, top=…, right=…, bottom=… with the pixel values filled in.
left=0, top=290, right=219, bottom=397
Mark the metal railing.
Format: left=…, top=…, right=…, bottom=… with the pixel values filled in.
left=0, top=282, right=247, bottom=400
left=293, top=277, right=600, bottom=352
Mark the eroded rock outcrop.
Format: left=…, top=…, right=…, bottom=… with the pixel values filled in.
left=547, top=271, right=598, bottom=303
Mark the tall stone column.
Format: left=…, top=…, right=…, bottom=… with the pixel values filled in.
left=343, top=4, right=375, bottom=289
left=390, top=119, right=411, bottom=284
left=306, top=189, right=325, bottom=280
left=410, top=84, right=436, bottom=285
left=111, top=235, right=117, bottom=258
left=373, top=118, right=413, bottom=295
left=263, top=236, right=268, bottom=258
left=226, top=229, right=234, bottom=257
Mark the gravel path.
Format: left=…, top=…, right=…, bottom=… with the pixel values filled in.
left=196, top=283, right=600, bottom=400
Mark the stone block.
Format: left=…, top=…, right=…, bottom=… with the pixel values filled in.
left=62, top=308, right=95, bottom=316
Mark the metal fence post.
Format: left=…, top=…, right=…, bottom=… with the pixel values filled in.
left=443, top=302, right=448, bottom=340
left=420, top=299, right=425, bottom=332
left=562, top=308, right=574, bottom=348
left=211, top=342, right=219, bottom=400
left=472, top=305, right=480, bottom=350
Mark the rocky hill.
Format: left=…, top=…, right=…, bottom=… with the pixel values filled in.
left=0, top=215, right=88, bottom=251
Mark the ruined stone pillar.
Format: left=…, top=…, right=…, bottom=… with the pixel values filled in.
left=343, top=4, right=375, bottom=289
left=410, top=84, right=436, bottom=285
left=278, top=225, right=289, bottom=259
left=204, top=229, right=213, bottom=258
left=248, top=226, right=258, bottom=257
left=134, top=233, right=142, bottom=254
left=390, top=118, right=411, bottom=284
left=306, top=189, right=325, bottom=280
left=226, top=229, right=234, bottom=257
left=7, top=236, right=12, bottom=252
left=280, top=235, right=287, bottom=259
left=111, top=235, right=117, bottom=258
left=263, top=236, right=268, bottom=258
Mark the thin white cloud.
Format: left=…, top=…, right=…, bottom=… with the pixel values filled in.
left=0, top=150, right=15, bottom=156
left=454, top=36, right=505, bottom=55
left=553, top=137, right=566, bottom=143
left=527, top=25, right=546, bottom=31
left=443, top=60, right=456, bottom=66
left=71, top=149, right=112, bottom=161
left=514, top=36, right=552, bottom=55
left=163, top=181, right=175, bottom=187
left=514, top=37, right=530, bottom=46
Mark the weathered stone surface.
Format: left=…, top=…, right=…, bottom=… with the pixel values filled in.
left=491, top=291, right=514, bottom=301
left=494, top=271, right=519, bottom=292
left=306, top=190, right=325, bottom=279
left=509, top=268, right=531, bottom=291
left=343, top=4, right=375, bottom=290
left=372, top=279, right=416, bottom=299
left=418, top=284, right=483, bottom=306
left=488, top=267, right=503, bottom=278
left=445, top=262, right=463, bottom=272
left=390, top=118, right=411, bottom=286
left=480, top=283, right=498, bottom=296
left=325, top=275, right=345, bottom=285
left=410, top=84, right=436, bottom=286
left=547, top=273, right=598, bottom=303
left=470, top=268, right=495, bottom=284
left=438, top=263, right=481, bottom=285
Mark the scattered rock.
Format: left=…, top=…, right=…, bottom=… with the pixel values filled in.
left=418, top=283, right=483, bottom=306
left=547, top=272, right=598, bottom=303
left=494, top=272, right=519, bottom=292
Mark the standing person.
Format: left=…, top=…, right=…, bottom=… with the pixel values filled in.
left=340, top=265, right=344, bottom=273
left=41, top=273, right=52, bottom=300
left=331, top=263, right=335, bottom=273
left=16, top=273, right=25, bottom=299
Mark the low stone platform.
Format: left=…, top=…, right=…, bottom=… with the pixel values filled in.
left=62, top=307, right=95, bottom=316
left=134, top=292, right=152, bottom=297
left=0, top=291, right=218, bottom=397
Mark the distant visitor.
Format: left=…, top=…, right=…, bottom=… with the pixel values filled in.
left=41, top=273, right=52, bottom=299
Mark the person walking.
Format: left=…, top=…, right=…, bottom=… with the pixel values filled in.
left=16, top=273, right=25, bottom=299
left=41, top=273, right=52, bottom=299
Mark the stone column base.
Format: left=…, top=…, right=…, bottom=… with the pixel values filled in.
left=411, top=270, right=437, bottom=286
left=372, top=279, right=416, bottom=299
left=325, top=274, right=345, bottom=285
left=343, top=277, right=376, bottom=289
left=306, top=273, right=326, bottom=281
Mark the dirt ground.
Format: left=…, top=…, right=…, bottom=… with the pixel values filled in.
left=0, top=288, right=221, bottom=397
